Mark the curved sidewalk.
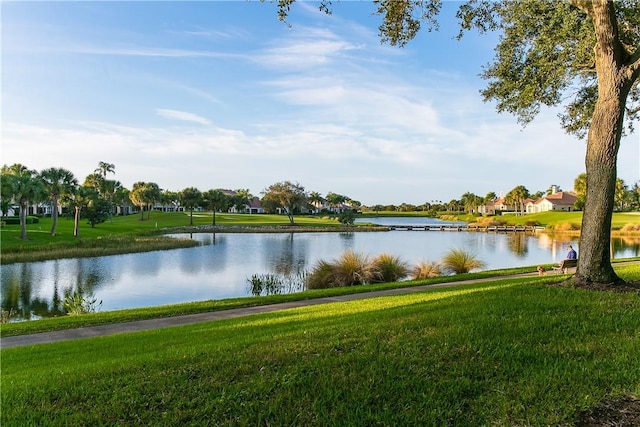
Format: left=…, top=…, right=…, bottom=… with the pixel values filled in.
left=2, top=273, right=542, bottom=349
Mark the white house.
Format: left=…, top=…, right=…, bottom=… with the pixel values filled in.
left=527, top=191, right=578, bottom=213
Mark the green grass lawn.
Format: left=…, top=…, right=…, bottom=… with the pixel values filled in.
left=1, top=212, right=342, bottom=248
left=474, top=211, right=639, bottom=230
left=0, top=212, right=347, bottom=263
left=2, top=264, right=639, bottom=426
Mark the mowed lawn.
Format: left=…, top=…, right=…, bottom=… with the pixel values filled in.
left=2, top=264, right=639, bottom=426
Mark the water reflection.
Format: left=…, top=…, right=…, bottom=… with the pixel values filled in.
left=613, top=236, right=640, bottom=257
left=1, top=258, right=111, bottom=320
left=263, top=233, right=309, bottom=276
left=506, top=233, right=529, bottom=257
left=2, top=226, right=638, bottom=321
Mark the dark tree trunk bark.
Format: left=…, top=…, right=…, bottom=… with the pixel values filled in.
left=574, top=0, right=636, bottom=286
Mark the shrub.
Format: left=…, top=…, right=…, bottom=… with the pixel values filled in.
left=2, top=216, right=39, bottom=225
left=306, top=260, right=337, bottom=289
left=332, top=250, right=376, bottom=286
left=469, top=217, right=507, bottom=227
left=441, top=248, right=486, bottom=275
left=371, top=253, right=410, bottom=283
left=411, top=261, right=442, bottom=279
left=554, top=222, right=580, bottom=231
left=337, top=210, right=356, bottom=225
left=306, top=251, right=382, bottom=288
left=620, top=223, right=640, bottom=232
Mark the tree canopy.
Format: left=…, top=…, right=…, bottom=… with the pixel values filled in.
left=262, top=181, right=308, bottom=224
left=275, top=0, right=640, bottom=286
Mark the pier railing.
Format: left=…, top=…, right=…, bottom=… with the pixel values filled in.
left=385, top=225, right=542, bottom=232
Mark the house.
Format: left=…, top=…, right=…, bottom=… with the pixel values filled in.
left=478, top=197, right=516, bottom=215
left=221, top=190, right=264, bottom=214
left=527, top=191, right=578, bottom=213
left=247, top=198, right=264, bottom=214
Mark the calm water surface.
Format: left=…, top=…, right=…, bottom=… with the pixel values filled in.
left=2, top=217, right=638, bottom=321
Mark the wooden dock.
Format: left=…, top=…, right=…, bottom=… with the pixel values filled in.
left=385, top=225, right=541, bottom=233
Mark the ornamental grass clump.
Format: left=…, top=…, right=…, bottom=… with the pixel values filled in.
left=306, top=250, right=388, bottom=289
left=411, top=260, right=442, bottom=279
left=370, top=253, right=410, bottom=283
left=332, top=250, right=377, bottom=286
left=306, top=260, right=338, bottom=289
left=441, top=248, right=486, bottom=275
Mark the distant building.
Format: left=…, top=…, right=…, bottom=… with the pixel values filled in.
left=478, top=197, right=515, bottom=215
left=527, top=191, right=578, bottom=213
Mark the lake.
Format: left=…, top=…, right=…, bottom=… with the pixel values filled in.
left=2, top=217, right=639, bottom=321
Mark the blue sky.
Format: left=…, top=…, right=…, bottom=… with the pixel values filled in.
left=2, top=1, right=638, bottom=205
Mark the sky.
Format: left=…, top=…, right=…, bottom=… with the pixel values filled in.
left=2, top=1, right=639, bottom=206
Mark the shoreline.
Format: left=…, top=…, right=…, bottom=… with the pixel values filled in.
left=3, top=224, right=638, bottom=265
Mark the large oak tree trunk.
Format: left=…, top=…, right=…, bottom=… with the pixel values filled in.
left=574, top=0, right=633, bottom=286
left=576, top=102, right=622, bottom=285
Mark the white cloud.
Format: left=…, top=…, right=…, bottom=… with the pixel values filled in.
left=156, top=109, right=212, bottom=125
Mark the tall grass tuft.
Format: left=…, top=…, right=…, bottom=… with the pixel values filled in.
left=306, top=260, right=337, bottom=289
left=441, top=248, right=486, bottom=274
left=371, top=253, right=410, bottom=283
left=412, top=260, right=442, bottom=279
left=332, top=250, right=376, bottom=286
left=306, top=250, right=382, bottom=288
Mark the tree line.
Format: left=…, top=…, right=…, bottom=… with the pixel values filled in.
left=0, top=163, right=364, bottom=240
left=4, top=160, right=640, bottom=242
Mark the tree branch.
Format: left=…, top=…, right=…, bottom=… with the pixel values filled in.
left=626, top=46, right=640, bottom=77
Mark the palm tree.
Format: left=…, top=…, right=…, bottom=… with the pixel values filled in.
left=143, top=182, right=160, bottom=220
left=308, top=191, right=324, bottom=212
left=39, top=167, right=78, bottom=236
left=130, top=182, right=148, bottom=220
left=180, top=187, right=202, bottom=226
left=573, top=173, right=587, bottom=210
left=202, top=189, right=229, bottom=225
left=505, top=185, right=530, bottom=215
left=70, top=186, right=93, bottom=237
left=325, top=192, right=347, bottom=212
left=95, top=161, right=115, bottom=178
left=6, top=164, right=44, bottom=240
left=1, top=165, right=15, bottom=218
left=460, top=192, right=481, bottom=214
left=614, top=178, right=628, bottom=211
left=100, top=179, right=122, bottom=224
left=233, top=188, right=251, bottom=213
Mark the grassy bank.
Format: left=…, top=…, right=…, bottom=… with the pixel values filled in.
left=2, top=264, right=639, bottom=426
left=0, top=212, right=348, bottom=264
left=0, top=265, right=541, bottom=337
